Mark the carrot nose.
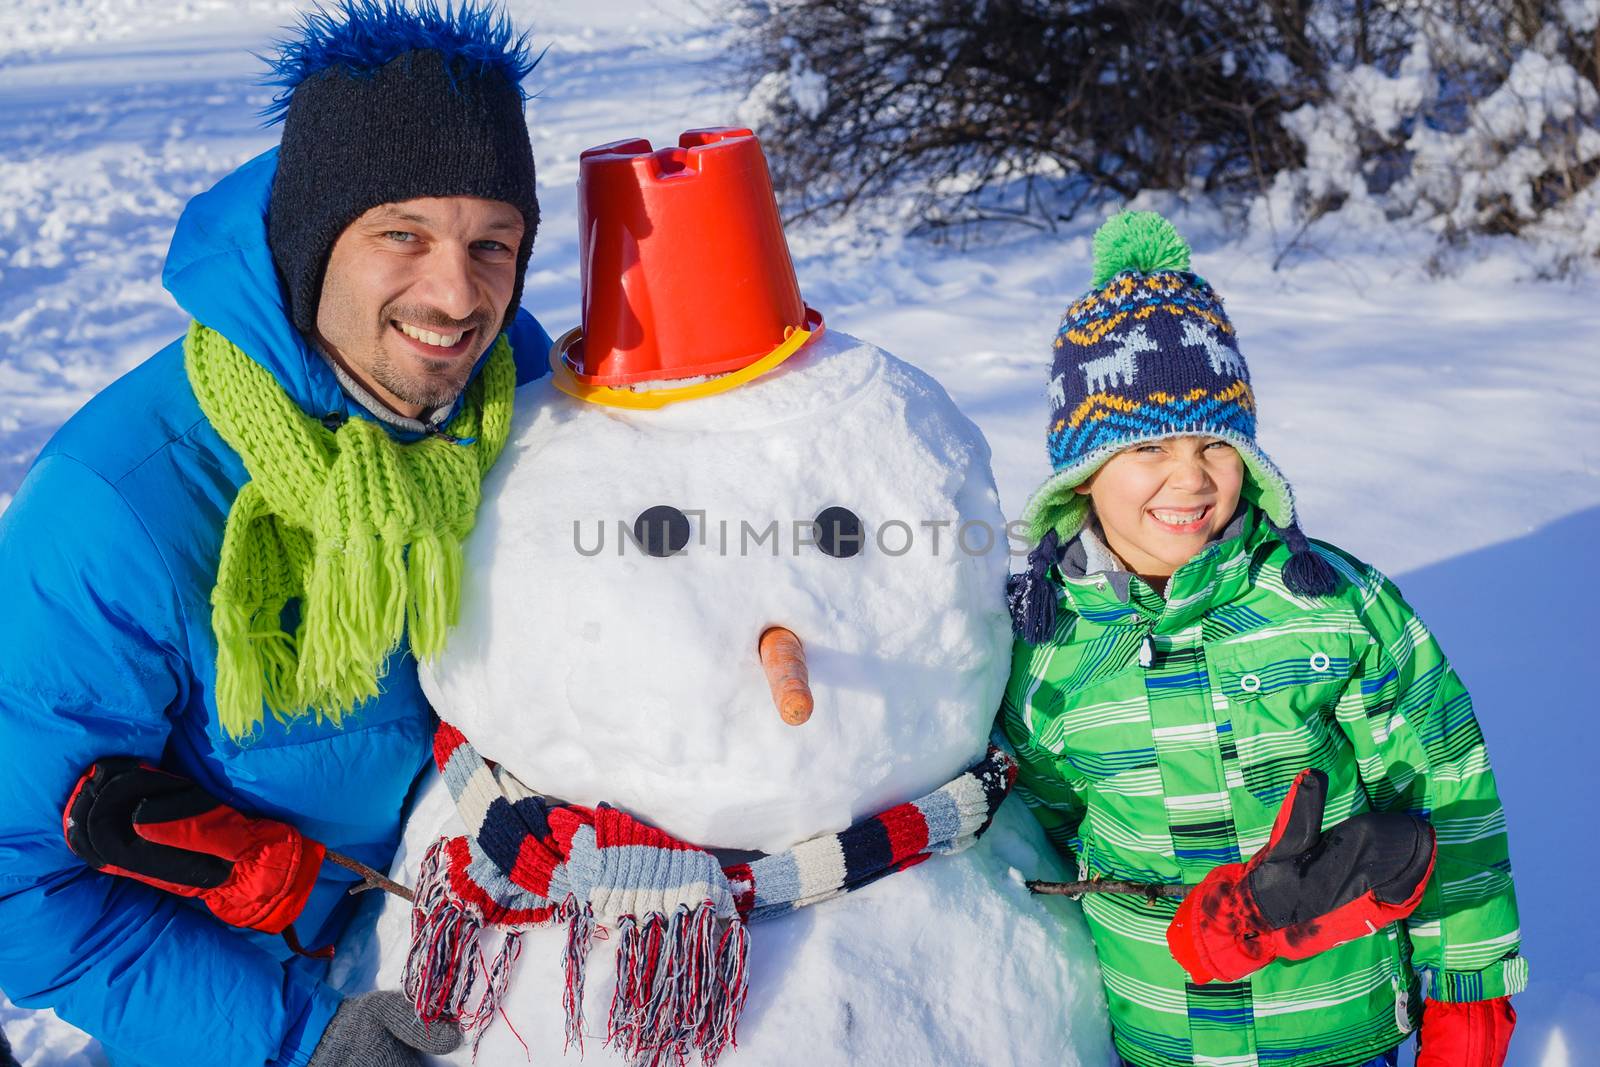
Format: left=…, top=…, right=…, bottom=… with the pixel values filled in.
left=759, top=626, right=814, bottom=726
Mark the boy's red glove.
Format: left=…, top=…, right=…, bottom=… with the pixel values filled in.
left=62, top=757, right=325, bottom=935
left=1166, top=768, right=1436, bottom=983
left=1416, top=998, right=1516, bottom=1067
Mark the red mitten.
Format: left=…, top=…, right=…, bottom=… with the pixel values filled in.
left=1417, top=998, right=1515, bottom=1067
left=1167, top=768, right=1436, bottom=983
left=63, top=757, right=325, bottom=934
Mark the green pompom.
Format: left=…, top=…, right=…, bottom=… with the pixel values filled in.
left=1090, top=211, right=1192, bottom=288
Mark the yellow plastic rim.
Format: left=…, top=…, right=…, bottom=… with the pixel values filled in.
left=549, top=316, right=822, bottom=410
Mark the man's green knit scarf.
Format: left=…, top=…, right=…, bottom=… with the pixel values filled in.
left=184, top=322, right=515, bottom=741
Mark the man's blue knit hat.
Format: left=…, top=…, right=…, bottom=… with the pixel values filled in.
left=1010, top=211, right=1338, bottom=641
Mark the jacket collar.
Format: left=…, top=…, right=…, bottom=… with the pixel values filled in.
left=1060, top=515, right=1136, bottom=602
left=1055, top=504, right=1269, bottom=630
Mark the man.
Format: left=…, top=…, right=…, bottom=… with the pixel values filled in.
left=0, top=2, right=549, bottom=1064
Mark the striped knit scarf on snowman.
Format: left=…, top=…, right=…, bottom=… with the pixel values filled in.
left=404, top=722, right=1017, bottom=1066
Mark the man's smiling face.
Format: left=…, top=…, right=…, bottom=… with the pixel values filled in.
left=314, top=196, right=525, bottom=417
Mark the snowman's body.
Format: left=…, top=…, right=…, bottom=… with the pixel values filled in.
left=337, top=331, right=1111, bottom=1065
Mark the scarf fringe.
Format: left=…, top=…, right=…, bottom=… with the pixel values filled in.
left=461, top=928, right=524, bottom=1061
left=404, top=838, right=484, bottom=1028
left=705, top=916, right=750, bottom=1065
left=560, top=896, right=595, bottom=1054
left=605, top=902, right=747, bottom=1067
left=406, top=861, right=746, bottom=1067
left=403, top=837, right=529, bottom=1061
left=213, top=598, right=302, bottom=738
left=406, top=532, right=463, bottom=659
left=212, top=601, right=264, bottom=740
left=295, top=531, right=395, bottom=715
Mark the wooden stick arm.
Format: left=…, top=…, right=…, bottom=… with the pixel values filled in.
left=326, top=848, right=416, bottom=902
left=1026, top=878, right=1189, bottom=902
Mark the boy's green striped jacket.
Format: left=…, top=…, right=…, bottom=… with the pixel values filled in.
left=1000, top=504, right=1525, bottom=1067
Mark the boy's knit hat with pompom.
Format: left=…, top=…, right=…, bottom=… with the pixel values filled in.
left=1009, top=211, right=1338, bottom=642
left=263, top=0, right=541, bottom=338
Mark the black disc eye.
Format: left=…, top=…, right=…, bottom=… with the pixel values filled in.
left=813, top=506, right=863, bottom=558
left=633, top=505, right=691, bottom=557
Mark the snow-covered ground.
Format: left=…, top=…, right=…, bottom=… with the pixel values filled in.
left=2, top=1, right=1596, bottom=1065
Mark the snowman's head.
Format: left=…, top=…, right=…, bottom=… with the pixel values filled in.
left=422, top=330, right=1012, bottom=852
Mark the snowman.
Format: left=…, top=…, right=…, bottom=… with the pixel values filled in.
left=336, top=129, right=1111, bottom=1066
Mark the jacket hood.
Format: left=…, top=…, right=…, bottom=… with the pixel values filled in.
left=163, top=147, right=348, bottom=422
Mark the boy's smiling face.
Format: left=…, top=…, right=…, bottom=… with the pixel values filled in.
left=1074, top=435, right=1245, bottom=580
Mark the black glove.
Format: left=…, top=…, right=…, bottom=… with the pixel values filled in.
left=1, top=1023, right=19, bottom=1067
left=1168, top=768, right=1436, bottom=982
left=62, top=757, right=325, bottom=935
left=308, top=991, right=462, bottom=1067
left=1246, top=768, right=1436, bottom=925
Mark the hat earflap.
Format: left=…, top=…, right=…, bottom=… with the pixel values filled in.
left=1269, top=520, right=1341, bottom=597
left=1007, top=529, right=1062, bottom=644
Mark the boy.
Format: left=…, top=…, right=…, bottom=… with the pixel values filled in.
left=1001, top=213, right=1523, bottom=1067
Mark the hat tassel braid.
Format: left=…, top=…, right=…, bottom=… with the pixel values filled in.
left=1007, top=529, right=1062, bottom=643
left=1271, top=520, right=1341, bottom=598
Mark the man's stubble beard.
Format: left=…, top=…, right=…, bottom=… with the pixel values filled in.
left=368, top=337, right=483, bottom=411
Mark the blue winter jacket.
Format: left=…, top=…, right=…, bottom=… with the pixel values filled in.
left=0, top=147, right=551, bottom=1066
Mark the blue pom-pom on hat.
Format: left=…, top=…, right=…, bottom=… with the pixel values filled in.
left=261, top=0, right=540, bottom=122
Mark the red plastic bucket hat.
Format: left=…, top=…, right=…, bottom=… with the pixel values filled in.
left=554, top=127, right=823, bottom=400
